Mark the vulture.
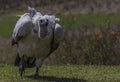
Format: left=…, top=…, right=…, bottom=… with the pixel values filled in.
left=11, top=7, right=63, bottom=78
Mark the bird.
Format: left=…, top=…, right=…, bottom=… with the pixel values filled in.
left=11, top=7, right=63, bottom=78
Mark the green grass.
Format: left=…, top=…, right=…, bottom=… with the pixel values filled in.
left=58, top=14, right=120, bottom=29
left=1, top=14, right=120, bottom=37
left=0, top=15, right=18, bottom=38
left=0, top=64, right=120, bottom=82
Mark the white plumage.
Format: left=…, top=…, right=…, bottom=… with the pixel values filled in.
left=12, top=7, right=63, bottom=78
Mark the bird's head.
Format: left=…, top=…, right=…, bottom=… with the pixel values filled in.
left=37, top=15, right=60, bottom=38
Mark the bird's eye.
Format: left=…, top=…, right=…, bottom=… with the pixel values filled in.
left=40, top=19, right=44, bottom=23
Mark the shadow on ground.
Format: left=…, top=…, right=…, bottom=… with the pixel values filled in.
left=25, top=75, right=86, bottom=82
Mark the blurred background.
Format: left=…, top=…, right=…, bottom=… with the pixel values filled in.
left=0, top=0, right=120, bottom=65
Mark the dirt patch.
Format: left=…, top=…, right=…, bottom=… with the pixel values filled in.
left=0, top=38, right=17, bottom=64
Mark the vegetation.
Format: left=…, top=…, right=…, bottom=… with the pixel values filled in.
left=56, top=26, right=120, bottom=65
left=0, top=0, right=120, bottom=14
left=0, top=15, right=18, bottom=37
left=0, top=64, right=119, bottom=82
left=0, top=1, right=119, bottom=81
left=1, top=14, right=120, bottom=37
left=0, top=14, right=120, bottom=65
left=58, top=14, right=120, bottom=29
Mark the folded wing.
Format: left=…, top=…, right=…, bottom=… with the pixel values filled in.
left=11, top=13, right=33, bottom=45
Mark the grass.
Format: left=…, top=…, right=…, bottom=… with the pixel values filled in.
left=1, top=14, right=120, bottom=37
left=0, top=15, right=18, bottom=38
left=0, top=13, right=120, bottom=81
left=0, top=64, right=119, bottom=82
left=58, top=14, right=120, bottom=29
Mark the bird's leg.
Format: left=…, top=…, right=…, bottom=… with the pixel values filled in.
left=19, top=55, right=25, bottom=77
left=34, top=59, right=42, bottom=79
left=35, top=67, right=39, bottom=78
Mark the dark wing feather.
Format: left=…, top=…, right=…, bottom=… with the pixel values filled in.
left=47, top=23, right=63, bottom=57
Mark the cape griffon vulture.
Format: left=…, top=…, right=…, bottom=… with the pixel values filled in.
left=12, top=7, right=63, bottom=78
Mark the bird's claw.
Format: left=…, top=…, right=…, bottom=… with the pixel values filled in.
left=34, top=74, right=40, bottom=79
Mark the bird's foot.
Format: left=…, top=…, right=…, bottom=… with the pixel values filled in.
left=19, top=65, right=25, bottom=77
left=34, top=73, right=40, bottom=79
